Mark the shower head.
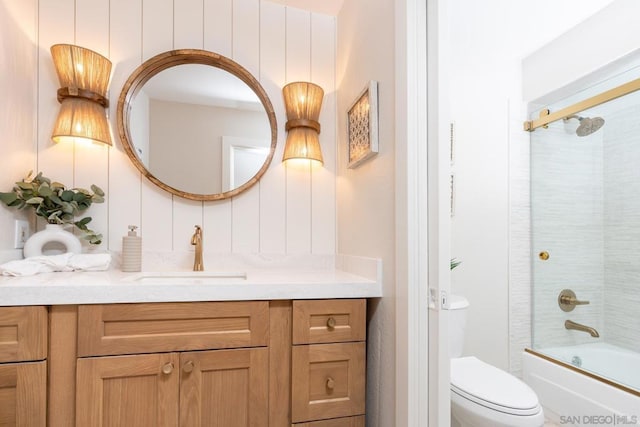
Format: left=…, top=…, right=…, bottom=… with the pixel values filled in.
left=563, top=115, right=605, bottom=137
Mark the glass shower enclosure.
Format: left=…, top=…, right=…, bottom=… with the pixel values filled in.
left=529, top=65, right=640, bottom=395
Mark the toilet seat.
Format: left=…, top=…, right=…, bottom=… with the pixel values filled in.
left=451, top=357, right=541, bottom=416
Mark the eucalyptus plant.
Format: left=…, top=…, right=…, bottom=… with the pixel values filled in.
left=0, top=171, right=105, bottom=244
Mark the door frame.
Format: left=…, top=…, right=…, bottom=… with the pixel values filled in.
left=396, top=0, right=451, bottom=425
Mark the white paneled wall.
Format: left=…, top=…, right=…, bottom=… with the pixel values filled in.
left=0, top=0, right=38, bottom=255
left=30, top=0, right=336, bottom=256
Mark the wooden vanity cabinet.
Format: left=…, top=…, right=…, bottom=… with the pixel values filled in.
left=0, top=306, right=48, bottom=427
left=45, top=298, right=368, bottom=427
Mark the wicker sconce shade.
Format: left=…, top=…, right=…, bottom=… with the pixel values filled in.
left=282, top=82, right=324, bottom=164
left=51, top=44, right=112, bottom=145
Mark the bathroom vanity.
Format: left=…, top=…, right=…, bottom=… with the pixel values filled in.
left=0, top=256, right=380, bottom=427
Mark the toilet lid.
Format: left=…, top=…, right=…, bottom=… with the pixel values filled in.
left=451, top=357, right=540, bottom=416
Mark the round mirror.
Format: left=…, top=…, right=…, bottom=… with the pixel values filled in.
left=117, top=49, right=277, bottom=201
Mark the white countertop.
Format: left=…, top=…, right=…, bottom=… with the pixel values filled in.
left=0, top=254, right=382, bottom=306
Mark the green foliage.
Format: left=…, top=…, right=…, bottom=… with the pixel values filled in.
left=0, top=171, right=105, bottom=245
left=450, top=258, right=462, bottom=270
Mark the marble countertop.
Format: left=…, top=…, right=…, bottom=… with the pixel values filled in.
left=0, top=254, right=382, bottom=306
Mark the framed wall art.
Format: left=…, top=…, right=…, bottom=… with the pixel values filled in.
left=347, top=80, right=379, bottom=168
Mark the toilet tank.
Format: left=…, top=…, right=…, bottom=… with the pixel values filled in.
left=449, top=294, right=469, bottom=358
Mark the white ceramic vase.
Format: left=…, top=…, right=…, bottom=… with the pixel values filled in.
left=23, top=223, right=82, bottom=258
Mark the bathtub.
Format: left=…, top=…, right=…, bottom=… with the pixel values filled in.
left=523, top=343, right=640, bottom=426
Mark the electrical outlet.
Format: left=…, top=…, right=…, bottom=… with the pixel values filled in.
left=14, top=220, right=29, bottom=249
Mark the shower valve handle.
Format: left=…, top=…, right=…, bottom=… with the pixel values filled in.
left=558, top=289, right=589, bottom=312
left=561, top=296, right=590, bottom=305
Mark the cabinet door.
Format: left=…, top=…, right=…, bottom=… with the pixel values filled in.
left=0, top=306, right=47, bottom=363
left=76, top=353, right=180, bottom=427
left=179, top=348, right=268, bottom=427
left=0, top=361, right=46, bottom=427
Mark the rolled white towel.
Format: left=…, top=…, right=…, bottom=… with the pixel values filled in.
left=0, top=253, right=111, bottom=277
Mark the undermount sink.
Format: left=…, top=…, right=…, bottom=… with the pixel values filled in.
left=126, top=271, right=247, bottom=284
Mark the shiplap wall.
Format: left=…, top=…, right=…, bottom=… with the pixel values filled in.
left=32, top=0, right=336, bottom=256
left=0, top=0, right=37, bottom=254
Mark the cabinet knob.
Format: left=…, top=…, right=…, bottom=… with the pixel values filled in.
left=183, top=360, right=194, bottom=373
left=326, top=317, right=336, bottom=330
left=161, top=362, right=174, bottom=375
left=326, top=377, right=335, bottom=391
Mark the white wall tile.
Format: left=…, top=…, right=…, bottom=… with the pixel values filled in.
left=520, top=90, right=640, bottom=372
left=603, top=102, right=640, bottom=353
left=530, top=120, right=605, bottom=349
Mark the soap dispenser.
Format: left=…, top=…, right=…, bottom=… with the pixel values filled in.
left=121, top=225, right=142, bottom=272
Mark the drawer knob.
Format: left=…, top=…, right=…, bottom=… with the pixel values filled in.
left=326, top=376, right=335, bottom=391
left=326, top=317, right=337, bottom=330
left=161, top=362, right=174, bottom=375
left=183, top=360, right=194, bottom=373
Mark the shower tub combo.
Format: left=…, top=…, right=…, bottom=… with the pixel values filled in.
left=524, top=66, right=640, bottom=425
left=523, top=345, right=640, bottom=424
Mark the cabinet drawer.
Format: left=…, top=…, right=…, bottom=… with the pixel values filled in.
left=77, top=301, right=269, bottom=356
left=0, top=306, right=47, bottom=363
left=294, top=415, right=365, bottom=427
left=292, top=342, right=366, bottom=423
left=293, top=299, right=365, bottom=345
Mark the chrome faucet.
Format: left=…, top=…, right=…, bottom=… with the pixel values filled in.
left=565, top=320, right=599, bottom=338
left=191, top=225, right=204, bottom=271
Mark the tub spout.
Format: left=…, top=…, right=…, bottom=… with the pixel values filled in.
left=565, top=320, right=599, bottom=338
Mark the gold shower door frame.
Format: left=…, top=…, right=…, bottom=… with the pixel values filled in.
left=523, top=77, right=640, bottom=132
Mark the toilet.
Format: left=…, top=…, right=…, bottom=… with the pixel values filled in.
left=449, top=295, right=544, bottom=427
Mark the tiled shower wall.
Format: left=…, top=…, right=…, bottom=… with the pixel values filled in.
left=4, top=0, right=336, bottom=257
left=524, top=99, right=640, bottom=357
left=530, top=119, right=605, bottom=349
left=603, top=102, right=640, bottom=353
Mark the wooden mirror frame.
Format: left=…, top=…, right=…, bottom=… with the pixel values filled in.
left=117, top=49, right=277, bottom=201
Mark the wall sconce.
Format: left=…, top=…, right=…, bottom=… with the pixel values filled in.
left=282, top=82, right=324, bottom=164
left=51, top=44, right=112, bottom=145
